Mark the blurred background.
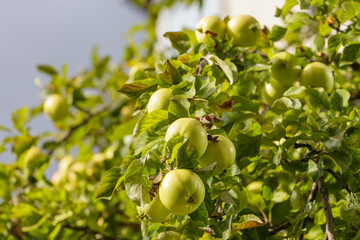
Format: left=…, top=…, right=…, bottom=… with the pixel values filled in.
left=0, top=0, right=284, bottom=164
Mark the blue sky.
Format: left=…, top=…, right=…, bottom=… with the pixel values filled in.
left=0, top=0, right=146, bottom=163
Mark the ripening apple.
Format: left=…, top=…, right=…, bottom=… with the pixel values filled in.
left=129, top=63, right=148, bottom=81
left=143, top=194, right=171, bottom=222
left=270, top=52, right=301, bottom=86
left=43, top=94, right=68, bottom=121
left=165, top=118, right=208, bottom=157
left=261, top=79, right=287, bottom=105
left=198, top=135, right=236, bottom=175
left=299, top=62, right=334, bottom=93
left=159, top=169, right=205, bottom=216
left=227, top=15, right=261, bottom=47
left=147, top=88, right=173, bottom=113
left=23, top=146, right=47, bottom=170
left=195, top=16, right=227, bottom=43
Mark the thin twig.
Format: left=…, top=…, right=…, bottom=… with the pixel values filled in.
left=258, top=207, right=269, bottom=224
left=299, top=182, right=318, bottom=240
left=268, top=221, right=291, bottom=235
left=317, top=176, right=335, bottom=240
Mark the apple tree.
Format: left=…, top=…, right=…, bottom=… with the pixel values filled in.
left=1, top=0, right=360, bottom=240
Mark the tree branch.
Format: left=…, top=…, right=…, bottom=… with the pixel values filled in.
left=63, top=223, right=119, bottom=240
left=195, top=57, right=208, bottom=76
left=317, top=176, right=335, bottom=240
left=299, top=181, right=318, bottom=240
left=57, top=106, right=108, bottom=143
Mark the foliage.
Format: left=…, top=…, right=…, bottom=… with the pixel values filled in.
left=1, top=0, right=360, bottom=240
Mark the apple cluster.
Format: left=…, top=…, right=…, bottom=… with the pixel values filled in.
left=140, top=90, right=236, bottom=222
left=263, top=51, right=335, bottom=105
left=195, top=15, right=261, bottom=47
left=194, top=15, right=335, bottom=106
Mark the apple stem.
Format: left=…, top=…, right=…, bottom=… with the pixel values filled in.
left=188, top=196, right=196, bottom=204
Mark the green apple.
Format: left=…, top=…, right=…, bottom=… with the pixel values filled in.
left=129, top=63, right=148, bottom=81
left=159, top=169, right=205, bottom=216
left=51, top=155, right=74, bottom=185
left=165, top=118, right=208, bottom=157
left=270, top=52, right=301, bottom=86
left=261, top=79, right=287, bottom=105
left=245, top=181, right=266, bottom=208
left=23, top=146, right=46, bottom=169
left=155, top=231, right=182, bottom=240
left=299, top=62, right=334, bottom=93
left=198, top=135, right=236, bottom=175
left=246, top=181, right=263, bottom=194
left=227, top=15, right=261, bottom=47
left=143, top=194, right=171, bottom=223
left=43, top=94, right=68, bottom=121
left=195, top=16, right=227, bottom=43
left=147, top=88, right=173, bottom=113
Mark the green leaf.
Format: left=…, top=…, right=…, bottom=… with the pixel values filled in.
left=95, top=167, right=124, bottom=200
left=247, top=63, right=271, bottom=71
left=273, top=147, right=283, bottom=166
left=195, top=76, right=217, bottom=99
left=0, top=125, right=11, bottom=132
left=118, top=78, right=157, bottom=99
left=340, top=43, right=360, bottom=66
left=318, top=23, right=332, bottom=37
left=290, top=185, right=301, bottom=211
left=307, top=88, right=330, bottom=109
left=163, top=31, right=191, bottom=54
left=109, top=118, right=138, bottom=141
left=330, top=89, right=350, bottom=111
left=324, top=149, right=352, bottom=174
left=124, top=156, right=153, bottom=205
left=284, top=86, right=307, bottom=97
left=268, top=25, right=287, bottom=42
left=281, top=0, right=299, bottom=18
left=176, top=139, right=199, bottom=169
left=233, top=214, right=265, bottom=230
left=235, top=134, right=262, bottom=159
left=232, top=95, right=259, bottom=113
left=300, top=0, right=311, bottom=9
left=134, top=110, right=168, bottom=136
left=328, top=34, right=343, bottom=62
left=314, top=34, right=325, bottom=52
left=206, top=55, right=236, bottom=85
left=189, top=202, right=208, bottom=224
left=271, top=97, right=301, bottom=114
left=12, top=107, right=28, bottom=132
left=130, top=125, right=167, bottom=156
left=337, top=2, right=360, bottom=24
left=267, top=121, right=286, bottom=141
left=157, top=60, right=182, bottom=87
left=168, top=96, right=190, bottom=122
left=37, top=65, right=58, bottom=76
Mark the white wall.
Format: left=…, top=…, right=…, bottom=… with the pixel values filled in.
left=156, top=0, right=285, bottom=52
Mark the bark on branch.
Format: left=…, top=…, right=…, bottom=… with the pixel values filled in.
left=317, top=176, right=335, bottom=240
left=299, top=181, right=318, bottom=240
